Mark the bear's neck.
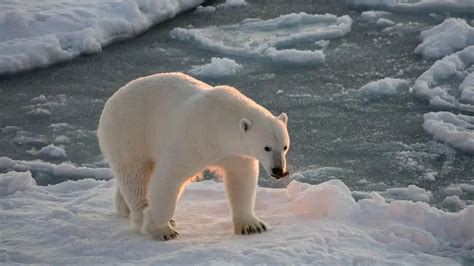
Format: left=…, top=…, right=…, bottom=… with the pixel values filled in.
left=183, top=86, right=271, bottom=165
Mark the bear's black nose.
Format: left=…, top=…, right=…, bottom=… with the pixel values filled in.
left=272, top=167, right=283, bottom=176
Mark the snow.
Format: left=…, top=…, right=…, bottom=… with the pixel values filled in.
left=412, top=45, right=474, bottom=112
left=358, top=77, right=408, bottom=97
left=423, top=112, right=474, bottom=154
left=189, top=57, right=242, bottom=78
left=0, top=156, right=112, bottom=181
left=170, top=12, right=352, bottom=66
left=0, top=173, right=472, bottom=264
left=0, top=0, right=204, bottom=75
left=415, top=18, right=474, bottom=59
left=346, top=0, right=474, bottom=13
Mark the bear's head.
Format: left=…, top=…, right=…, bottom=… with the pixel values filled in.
left=240, top=113, right=290, bottom=179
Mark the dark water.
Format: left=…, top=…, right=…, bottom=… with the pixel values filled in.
left=0, top=0, right=473, bottom=209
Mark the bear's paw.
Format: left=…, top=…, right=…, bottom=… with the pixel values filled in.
left=234, top=219, right=270, bottom=235
left=143, top=223, right=179, bottom=241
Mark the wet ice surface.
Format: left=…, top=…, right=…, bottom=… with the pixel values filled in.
left=0, top=0, right=473, bottom=211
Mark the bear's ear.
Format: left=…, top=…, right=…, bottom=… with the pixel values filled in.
left=240, top=118, right=252, bottom=133
left=278, top=113, right=288, bottom=125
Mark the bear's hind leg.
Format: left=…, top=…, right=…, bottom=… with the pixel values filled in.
left=115, top=188, right=130, bottom=217
left=114, top=160, right=153, bottom=232
left=219, top=156, right=269, bottom=235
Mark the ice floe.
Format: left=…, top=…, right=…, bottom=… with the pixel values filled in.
left=413, top=45, right=474, bottom=112
left=442, top=195, right=466, bottom=211
left=381, top=184, right=432, bottom=202
left=189, top=57, right=242, bottom=78
left=376, top=18, right=395, bottom=28
left=415, top=18, right=474, bottom=59
left=218, top=0, right=247, bottom=8
left=195, top=5, right=217, bottom=14
left=170, top=12, right=352, bottom=66
left=0, top=156, right=112, bottom=181
left=28, top=144, right=68, bottom=160
left=346, top=0, right=474, bottom=13
left=0, top=0, right=204, bottom=75
left=423, top=112, right=474, bottom=153
left=0, top=171, right=36, bottom=196
left=360, top=10, right=391, bottom=22
left=358, top=77, right=408, bottom=97
left=0, top=173, right=472, bottom=264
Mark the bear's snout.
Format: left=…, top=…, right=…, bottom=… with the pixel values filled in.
left=271, top=167, right=289, bottom=179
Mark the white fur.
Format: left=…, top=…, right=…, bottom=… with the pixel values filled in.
left=97, top=72, right=290, bottom=240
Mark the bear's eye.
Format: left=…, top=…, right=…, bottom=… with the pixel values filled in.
left=264, top=146, right=272, bottom=152
left=283, top=146, right=288, bottom=151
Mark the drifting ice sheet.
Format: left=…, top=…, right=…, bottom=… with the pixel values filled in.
left=415, top=18, right=474, bottom=59
left=413, top=45, right=474, bottom=112
left=189, top=57, right=242, bottom=78
left=360, top=10, right=391, bottom=22
left=170, top=12, right=352, bottom=66
left=358, top=77, right=408, bottom=97
left=0, top=156, right=112, bottom=181
left=423, top=112, right=474, bottom=154
left=0, top=172, right=473, bottom=264
left=346, top=0, right=474, bottom=13
left=0, top=0, right=204, bottom=75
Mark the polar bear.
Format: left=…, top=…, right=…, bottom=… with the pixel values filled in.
left=97, top=72, right=290, bottom=240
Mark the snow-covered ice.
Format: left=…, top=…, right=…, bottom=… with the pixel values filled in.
left=25, top=108, right=51, bottom=118
left=1, top=171, right=473, bottom=264
left=442, top=195, right=466, bottom=211
left=170, top=12, right=352, bottom=66
left=0, top=156, right=112, bottom=181
left=314, top=40, right=330, bottom=48
left=381, top=184, right=432, bottom=202
left=360, top=10, right=391, bottom=22
left=413, top=45, right=474, bottom=112
left=28, top=144, right=67, bottom=159
left=376, top=18, right=395, bottom=28
left=1, top=1, right=474, bottom=264
left=346, top=0, right=474, bottom=13
left=358, top=77, right=408, bottom=97
left=415, top=18, right=474, bottom=59
left=0, top=0, right=204, bottom=75
left=423, top=112, right=474, bottom=154
left=412, top=34, right=474, bottom=153
left=0, top=171, right=36, bottom=196
left=194, top=5, right=216, bottom=14
left=217, top=0, right=247, bottom=8
left=189, top=57, right=242, bottom=78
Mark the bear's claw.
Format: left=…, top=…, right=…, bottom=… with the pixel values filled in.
left=145, top=224, right=179, bottom=241
left=235, top=220, right=269, bottom=235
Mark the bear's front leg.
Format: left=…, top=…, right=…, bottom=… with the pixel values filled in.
left=141, top=167, right=184, bottom=241
left=220, top=156, right=270, bottom=235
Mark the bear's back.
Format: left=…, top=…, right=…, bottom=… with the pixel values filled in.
left=118, top=72, right=211, bottom=101
left=98, top=73, right=212, bottom=159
